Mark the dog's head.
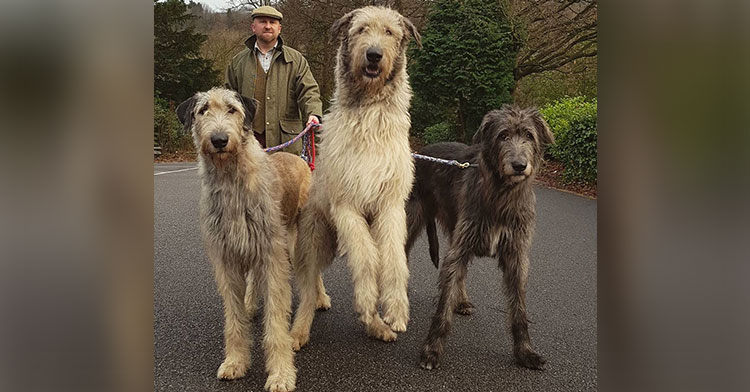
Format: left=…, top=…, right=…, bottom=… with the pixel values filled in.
left=473, top=105, right=554, bottom=183
left=331, top=6, right=420, bottom=90
left=176, top=88, right=258, bottom=163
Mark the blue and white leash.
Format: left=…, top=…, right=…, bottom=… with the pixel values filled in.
left=263, top=123, right=475, bottom=169
left=263, top=122, right=319, bottom=153
left=412, top=153, right=477, bottom=169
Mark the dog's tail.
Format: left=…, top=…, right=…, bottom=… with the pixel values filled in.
left=426, top=219, right=440, bottom=269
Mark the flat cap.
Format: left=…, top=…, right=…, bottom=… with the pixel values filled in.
left=251, top=6, right=283, bottom=21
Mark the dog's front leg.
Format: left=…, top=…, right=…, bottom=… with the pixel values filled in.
left=372, top=205, right=410, bottom=332
left=333, top=206, right=397, bottom=342
left=261, top=235, right=297, bottom=392
left=212, top=255, right=252, bottom=380
left=420, top=243, right=471, bottom=369
left=500, top=251, right=546, bottom=370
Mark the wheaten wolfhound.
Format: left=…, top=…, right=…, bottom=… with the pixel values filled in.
left=406, top=106, right=554, bottom=370
left=290, top=6, right=421, bottom=349
left=176, top=87, right=326, bottom=392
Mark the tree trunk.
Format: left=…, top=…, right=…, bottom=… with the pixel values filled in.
left=457, top=97, right=467, bottom=143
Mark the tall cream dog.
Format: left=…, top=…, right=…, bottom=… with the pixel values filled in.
left=290, top=6, right=421, bottom=349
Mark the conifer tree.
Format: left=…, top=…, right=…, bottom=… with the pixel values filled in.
left=410, top=0, right=519, bottom=142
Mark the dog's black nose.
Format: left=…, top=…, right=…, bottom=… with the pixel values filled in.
left=211, top=133, right=229, bottom=149
left=512, top=162, right=527, bottom=173
left=366, top=47, right=383, bottom=63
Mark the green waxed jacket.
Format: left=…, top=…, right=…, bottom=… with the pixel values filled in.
left=225, top=35, right=322, bottom=155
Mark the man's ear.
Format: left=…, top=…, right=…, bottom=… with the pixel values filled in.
left=175, top=95, right=197, bottom=134
left=330, top=10, right=358, bottom=43
left=237, top=93, right=258, bottom=131
left=402, top=16, right=421, bottom=49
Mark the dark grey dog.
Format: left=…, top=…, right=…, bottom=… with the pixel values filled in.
left=406, top=105, right=554, bottom=370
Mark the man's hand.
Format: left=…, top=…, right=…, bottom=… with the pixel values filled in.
left=306, top=115, right=320, bottom=127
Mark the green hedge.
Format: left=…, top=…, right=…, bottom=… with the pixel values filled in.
left=540, top=96, right=597, bottom=184
left=154, top=97, right=193, bottom=153
left=422, top=122, right=456, bottom=145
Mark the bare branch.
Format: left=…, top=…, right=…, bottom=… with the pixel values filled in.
left=511, top=0, right=597, bottom=81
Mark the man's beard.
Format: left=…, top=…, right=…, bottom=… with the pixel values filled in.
left=257, top=32, right=277, bottom=45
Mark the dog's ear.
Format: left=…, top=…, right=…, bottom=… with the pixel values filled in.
left=402, top=17, right=421, bottom=49
left=176, top=95, right=197, bottom=133
left=472, top=110, right=499, bottom=145
left=237, top=93, right=258, bottom=132
left=330, top=10, right=358, bottom=43
left=529, top=108, right=554, bottom=146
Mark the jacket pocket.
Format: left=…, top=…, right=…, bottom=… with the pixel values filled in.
left=279, top=118, right=303, bottom=135
left=279, top=118, right=303, bottom=154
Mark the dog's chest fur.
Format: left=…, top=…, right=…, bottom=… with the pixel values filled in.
left=319, top=99, right=414, bottom=209
left=462, top=178, right=535, bottom=258
left=199, top=159, right=276, bottom=265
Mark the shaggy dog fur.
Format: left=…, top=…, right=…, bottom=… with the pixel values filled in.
left=290, top=6, right=421, bottom=349
left=177, top=87, right=327, bottom=391
left=405, top=106, right=554, bottom=370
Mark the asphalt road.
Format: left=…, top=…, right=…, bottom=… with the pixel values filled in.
left=154, top=162, right=597, bottom=392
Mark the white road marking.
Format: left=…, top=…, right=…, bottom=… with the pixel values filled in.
left=154, top=166, right=198, bottom=176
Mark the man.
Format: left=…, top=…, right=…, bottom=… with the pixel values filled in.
left=225, top=6, right=322, bottom=155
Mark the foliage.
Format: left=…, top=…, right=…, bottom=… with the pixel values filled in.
left=514, top=57, right=597, bottom=107
left=422, top=122, right=456, bottom=145
left=409, top=0, right=519, bottom=143
left=154, top=0, right=220, bottom=103
left=155, top=97, right=192, bottom=153
left=410, top=93, right=456, bottom=139
left=540, top=96, right=597, bottom=183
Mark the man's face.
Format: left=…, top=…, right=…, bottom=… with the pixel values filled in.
left=251, top=16, right=281, bottom=44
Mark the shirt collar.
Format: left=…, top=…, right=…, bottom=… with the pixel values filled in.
left=254, top=40, right=279, bottom=55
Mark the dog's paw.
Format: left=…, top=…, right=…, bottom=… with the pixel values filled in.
left=419, top=348, right=442, bottom=370
left=315, top=293, right=331, bottom=311
left=290, top=329, right=309, bottom=351
left=383, top=315, right=408, bottom=332
left=515, top=349, right=546, bottom=370
left=454, top=301, right=475, bottom=316
left=367, top=322, right=398, bottom=342
left=264, top=372, right=296, bottom=392
left=217, top=359, right=248, bottom=380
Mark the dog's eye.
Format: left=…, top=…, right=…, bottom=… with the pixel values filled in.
left=357, top=27, right=365, bottom=34
left=500, top=132, right=509, bottom=141
left=228, top=107, right=236, bottom=114
left=385, top=29, right=392, bottom=36
left=526, top=131, right=534, bottom=141
left=198, top=106, right=208, bottom=115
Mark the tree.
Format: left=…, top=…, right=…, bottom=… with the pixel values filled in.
left=409, top=0, right=520, bottom=142
left=510, top=0, right=597, bottom=81
left=154, top=0, right=220, bottom=103
left=227, top=0, right=275, bottom=10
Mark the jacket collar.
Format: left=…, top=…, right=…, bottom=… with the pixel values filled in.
left=244, top=35, right=291, bottom=63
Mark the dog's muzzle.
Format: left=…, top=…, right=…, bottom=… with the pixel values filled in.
left=512, top=162, right=527, bottom=174
left=364, top=47, right=382, bottom=78
left=211, top=132, right=229, bottom=149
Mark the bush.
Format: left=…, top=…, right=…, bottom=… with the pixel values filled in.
left=422, top=122, right=456, bottom=145
left=410, top=94, right=450, bottom=138
left=154, top=97, right=193, bottom=153
left=540, top=96, right=597, bottom=184
left=409, top=0, right=519, bottom=143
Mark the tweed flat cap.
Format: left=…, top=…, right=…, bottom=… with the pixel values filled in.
left=251, top=6, right=283, bottom=21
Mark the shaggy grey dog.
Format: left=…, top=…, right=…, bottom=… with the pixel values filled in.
left=290, top=6, right=421, bottom=349
left=405, top=105, right=554, bottom=370
left=176, top=88, right=310, bottom=391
